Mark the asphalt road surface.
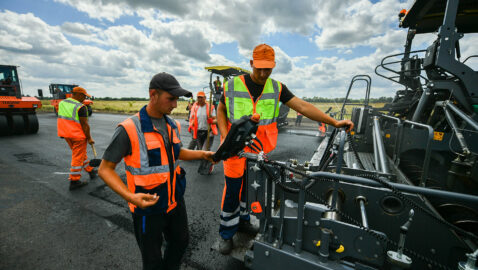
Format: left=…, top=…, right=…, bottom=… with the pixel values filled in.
left=0, top=112, right=322, bottom=270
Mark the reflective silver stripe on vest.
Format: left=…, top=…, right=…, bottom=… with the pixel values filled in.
left=271, top=79, right=280, bottom=123
left=226, top=78, right=236, bottom=121
left=124, top=115, right=178, bottom=176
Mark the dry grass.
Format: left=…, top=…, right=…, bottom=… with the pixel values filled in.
left=38, top=100, right=190, bottom=116
left=38, top=100, right=385, bottom=119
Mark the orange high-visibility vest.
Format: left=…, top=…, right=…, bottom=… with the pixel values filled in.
left=188, top=102, right=218, bottom=139
left=120, top=110, right=183, bottom=214
left=57, top=98, right=86, bottom=139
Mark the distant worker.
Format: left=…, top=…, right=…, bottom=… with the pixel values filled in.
left=216, top=44, right=354, bottom=254
left=98, top=72, right=215, bottom=270
left=187, top=91, right=217, bottom=151
left=317, top=122, right=327, bottom=137
left=186, top=97, right=194, bottom=122
left=295, top=112, right=303, bottom=126
left=57, top=86, right=97, bottom=190
left=214, top=76, right=222, bottom=93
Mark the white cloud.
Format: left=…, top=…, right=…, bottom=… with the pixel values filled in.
left=314, top=0, right=410, bottom=49
left=2, top=0, right=477, bottom=101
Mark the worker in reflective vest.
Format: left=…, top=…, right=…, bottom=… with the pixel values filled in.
left=57, top=86, right=96, bottom=190
left=214, top=76, right=222, bottom=93
left=187, top=91, right=218, bottom=151
left=99, top=72, right=215, bottom=270
left=216, top=44, right=355, bottom=255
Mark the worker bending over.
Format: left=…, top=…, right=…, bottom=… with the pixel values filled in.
left=99, top=72, right=215, bottom=270
left=57, top=86, right=96, bottom=190
left=216, top=44, right=354, bottom=254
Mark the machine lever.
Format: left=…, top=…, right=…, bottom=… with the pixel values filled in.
left=386, top=209, right=414, bottom=269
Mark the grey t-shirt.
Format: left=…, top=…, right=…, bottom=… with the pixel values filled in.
left=103, top=116, right=173, bottom=163
left=196, top=104, right=216, bottom=131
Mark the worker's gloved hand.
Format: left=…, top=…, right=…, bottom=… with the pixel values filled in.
left=207, top=118, right=214, bottom=124
left=88, top=138, right=95, bottom=145
left=188, top=126, right=192, bottom=132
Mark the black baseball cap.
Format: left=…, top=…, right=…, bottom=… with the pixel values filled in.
left=149, top=72, right=192, bottom=97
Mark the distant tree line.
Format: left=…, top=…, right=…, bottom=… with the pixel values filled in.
left=302, top=96, right=393, bottom=103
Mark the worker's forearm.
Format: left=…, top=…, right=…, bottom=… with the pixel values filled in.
left=98, top=164, right=134, bottom=203
left=178, top=148, right=209, bottom=161
left=217, top=103, right=228, bottom=137
left=300, top=103, right=339, bottom=127
left=303, top=104, right=338, bottom=126
left=81, top=124, right=92, bottom=140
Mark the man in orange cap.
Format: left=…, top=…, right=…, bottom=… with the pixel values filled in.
left=188, top=91, right=218, bottom=151
left=216, top=43, right=354, bottom=254
left=57, top=86, right=96, bottom=190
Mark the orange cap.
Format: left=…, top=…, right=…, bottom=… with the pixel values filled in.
left=72, top=86, right=91, bottom=97
left=197, top=91, right=206, bottom=97
left=252, top=44, right=276, bottom=68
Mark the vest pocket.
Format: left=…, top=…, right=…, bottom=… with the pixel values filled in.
left=134, top=184, right=169, bottom=215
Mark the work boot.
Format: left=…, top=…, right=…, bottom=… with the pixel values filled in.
left=69, top=180, right=88, bottom=190
left=238, top=219, right=259, bottom=236
left=88, top=169, right=98, bottom=180
left=218, top=238, right=233, bottom=255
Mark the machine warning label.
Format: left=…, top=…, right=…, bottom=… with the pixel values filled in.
left=433, top=131, right=444, bottom=141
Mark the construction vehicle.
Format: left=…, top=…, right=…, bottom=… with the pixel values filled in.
left=0, top=65, right=42, bottom=135
left=213, top=0, right=478, bottom=269
left=205, top=66, right=290, bottom=128
left=49, top=83, right=93, bottom=116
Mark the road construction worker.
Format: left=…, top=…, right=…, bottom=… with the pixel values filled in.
left=186, top=97, right=194, bottom=122
left=187, top=91, right=218, bottom=151
left=214, top=76, right=222, bottom=93
left=295, top=111, right=303, bottom=126
left=57, top=86, right=96, bottom=190
left=98, top=72, right=215, bottom=270
left=216, top=43, right=354, bottom=254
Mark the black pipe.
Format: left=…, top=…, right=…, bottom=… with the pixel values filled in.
left=308, top=171, right=478, bottom=206
left=442, top=101, right=478, bottom=131
left=443, top=107, right=471, bottom=155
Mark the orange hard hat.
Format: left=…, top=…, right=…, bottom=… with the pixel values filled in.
left=197, top=91, right=206, bottom=97
left=72, top=87, right=91, bottom=97
left=252, top=44, right=276, bottom=69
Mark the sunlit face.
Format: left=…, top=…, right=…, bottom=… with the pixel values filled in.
left=197, top=96, right=206, bottom=106
left=151, top=89, right=178, bottom=115
left=250, top=60, right=273, bottom=85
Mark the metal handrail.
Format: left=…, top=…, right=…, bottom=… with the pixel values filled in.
left=399, top=120, right=434, bottom=187
left=339, top=75, right=372, bottom=120
left=379, top=114, right=403, bottom=164
left=375, top=50, right=429, bottom=86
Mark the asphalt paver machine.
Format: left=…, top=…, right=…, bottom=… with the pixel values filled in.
left=214, top=1, right=478, bottom=269
left=0, top=65, right=42, bottom=135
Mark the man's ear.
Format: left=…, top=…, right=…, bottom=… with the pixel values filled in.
left=149, top=89, right=156, bottom=99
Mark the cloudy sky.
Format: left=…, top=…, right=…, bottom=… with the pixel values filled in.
left=1, top=0, right=477, bottom=99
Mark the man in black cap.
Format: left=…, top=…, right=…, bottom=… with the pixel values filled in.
left=99, top=72, right=215, bottom=270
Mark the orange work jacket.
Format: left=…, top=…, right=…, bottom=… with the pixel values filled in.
left=120, top=107, right=185, bottom=214
left=188, top=102, right=218, bottom=139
